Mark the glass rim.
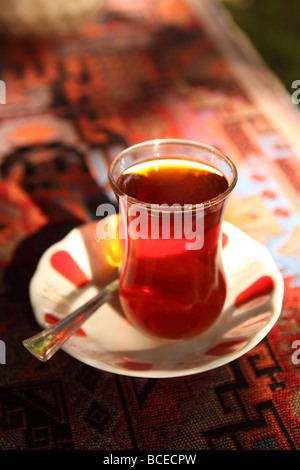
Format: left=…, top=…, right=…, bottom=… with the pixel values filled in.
left=108, top=138, right=238, bottom=211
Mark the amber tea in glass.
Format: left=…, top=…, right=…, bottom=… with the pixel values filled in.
left=108, top=139, right=237, bottom=341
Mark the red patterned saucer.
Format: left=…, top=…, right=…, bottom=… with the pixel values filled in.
left=29, top=215, right=284, bottom=378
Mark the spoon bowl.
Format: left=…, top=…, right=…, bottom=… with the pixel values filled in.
left=23, top=279, right=119, bottom=361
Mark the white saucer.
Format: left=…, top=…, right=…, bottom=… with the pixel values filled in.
left=29, top=215, right=284, bottom=378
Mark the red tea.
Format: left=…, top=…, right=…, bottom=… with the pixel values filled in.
left=118, top=157, right=228, bottom=205
left=116, top=157, right=229, bottom=340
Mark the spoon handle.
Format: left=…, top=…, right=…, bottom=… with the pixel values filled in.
left=23, top=279, right=119, bottom=362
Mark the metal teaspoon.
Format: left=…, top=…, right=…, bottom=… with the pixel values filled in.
left=22, top=279, right=119, bottom=362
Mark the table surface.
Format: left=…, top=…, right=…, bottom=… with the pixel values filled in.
left=1, top=0, right=300, bottom=451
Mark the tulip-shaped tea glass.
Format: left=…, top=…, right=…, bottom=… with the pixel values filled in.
left=108, top=139, right=237, bottom=341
